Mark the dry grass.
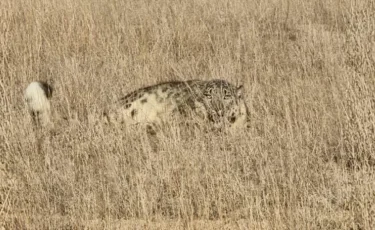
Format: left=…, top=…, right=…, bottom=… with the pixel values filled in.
left=1, top=0, right=375, bottom=229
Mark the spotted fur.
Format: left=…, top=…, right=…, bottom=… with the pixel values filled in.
left=24, top=81, right=53, bottom=128
left=105, top=79, right=248, bottom=131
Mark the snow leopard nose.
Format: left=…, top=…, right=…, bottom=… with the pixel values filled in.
left=212, top=99, right=224, bottom=114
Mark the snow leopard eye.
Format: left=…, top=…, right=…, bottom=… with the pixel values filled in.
left=223, top=89, right=232, bottom=100
left=204, top=88, right=213, bottom=99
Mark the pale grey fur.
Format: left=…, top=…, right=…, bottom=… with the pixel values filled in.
left=105, top=79, right=248, bottom=131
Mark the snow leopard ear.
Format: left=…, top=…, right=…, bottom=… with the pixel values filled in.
left=236, top=85, right=244, bottom=99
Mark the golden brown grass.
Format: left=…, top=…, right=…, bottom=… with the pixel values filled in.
left=1, top=0, right=375, bottom=229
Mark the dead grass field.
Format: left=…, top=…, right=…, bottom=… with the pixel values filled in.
left=1, top=0, right=375, bottom=229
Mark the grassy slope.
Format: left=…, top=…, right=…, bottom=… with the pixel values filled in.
left=1, top=0, right=375, bottom=229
